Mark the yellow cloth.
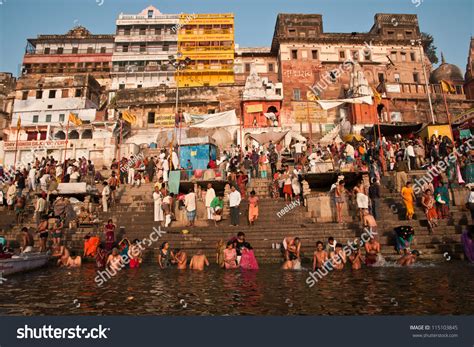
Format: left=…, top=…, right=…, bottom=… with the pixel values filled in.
left=401, top=186, right=414, bottom=217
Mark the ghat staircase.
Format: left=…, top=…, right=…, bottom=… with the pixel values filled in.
left=0, top=174, right=469, bottom=264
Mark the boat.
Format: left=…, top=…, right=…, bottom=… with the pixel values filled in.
left=0, top=253, right=50, bottom=276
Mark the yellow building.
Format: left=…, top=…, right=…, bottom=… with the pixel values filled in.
left=177, top=13, right=235, bottom=87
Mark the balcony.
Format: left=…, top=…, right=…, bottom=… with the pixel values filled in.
left=25, top=48, right=113, bottom=55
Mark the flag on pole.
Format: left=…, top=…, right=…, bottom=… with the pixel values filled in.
left=122, top=110, right=137, bottom=124
left=68, top=112, right=83, bottom=126
left=16, top=115, right=21, bottom=130
left=371, top=86, right=382, bottom=104
left=440, top=80, right=456, bottom=94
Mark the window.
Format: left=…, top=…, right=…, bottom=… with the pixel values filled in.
left=137, top=84, right=142, bottom=88
left=44, top=47, right=50, bottom=54
left=21, top=91, right=28, bottom=100
left=378, top=73, right=385, bottom=83
left=61, top=89, right=69, bottom=98
left=390, top=51, right=397, bottom=61
left=288, top=29, right=296, bottom=36
left=394, top=73, right=401, bottom=83
left=122, top=45, right=129, bottom=53
left=162, top=44, right=169, bottom=52
left=36, top=90, right=43, bottom=99
left=245, top=63, right=251, bottom=72
left=45, top=114, right=52, bottom=122
left=47, top=105, right=52, bottom=109
left=387, top=30, right=395, bottom=36
left=140, top=28, right=146, bottom=35
left=148, top=10, right=154, bottom=18
left=401, top=53, right=406, bottom=62
left=59, top=114, right=65, bottom=122
left=410, top=52, right=416, bottom=61
left=339, top=51, right=346, bottom=59
left=311, top=50, right=318, bottom=60
left=72, top=47, right=78, bottom=54
left=124, top=28, right=131, bottom=36
left=268, top=63, right=274, bottom=72
left=33, top=115, right=39, bottom=123
left=291, top=50, right=298, bottom=59
left=351, top=50, right=359, bottom=61
left=309, top=30, right=316, bottom=36
left=140, top=45, right=146, bottom=52
left=87, top=47, right=94, bottom=54
left=100, top=47, right=107, bottom=53
left=57, top=47, right=64, bottom=54
left=119, top=84, right=125, bottom=90
left=293, top=88, right=301, bottom=101
left=147, top=112, right=155, bottom=124
left=75, top=89, right=82, bottom=97
left=413, top=72, right=420, bottom=83
left=405, top=31, right=413, bottom=37
left=49, top=90, right=56, bottom=98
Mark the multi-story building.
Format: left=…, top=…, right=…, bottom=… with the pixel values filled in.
left=234, top=46, right=279, bottom=85
left=0, top=72, right=16, bottom=141
left=177, top=13, right=235, bottom=87
left=111, top=6, right=179, bottom=90
left=2, top=74, right=114, bottom=167
left=22, top=26, right=114, bottom=88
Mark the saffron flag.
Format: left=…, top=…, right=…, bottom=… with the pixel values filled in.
left=371, top=86, right=382, bottom=104
left=122, top=110, right=137, bottom=125
left=68, top=113, right=83, bottom=126
left=16, top=115, right=21, bottom=130
left=440, top=80, right=456, bottom=94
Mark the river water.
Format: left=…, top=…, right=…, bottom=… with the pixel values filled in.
left=1, top=262, right=473, bottom=315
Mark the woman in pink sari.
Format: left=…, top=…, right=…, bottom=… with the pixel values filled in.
left=223, top=241, right=238, bottom=269
left=240, top=248, right=259, bottom=270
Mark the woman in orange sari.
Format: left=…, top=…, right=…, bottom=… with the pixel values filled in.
left=401, top=182, right=415, bottom=220
left=248, top=190, right=259, bottom=226
left=421, top=188, right=438, bottom=233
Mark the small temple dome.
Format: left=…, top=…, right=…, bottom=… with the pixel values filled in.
left=430, top=53, right=464, bottom=84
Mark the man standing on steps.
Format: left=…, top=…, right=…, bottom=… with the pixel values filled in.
left=394, top=156, right=408, bottom=193
left=368, top=178, right=380, bottom=219
left=229, top=185, right=241, bottom=227
left=184, top=188, right=197, bottom=227
left=205, top=183, right=216, bottom=222
left=269, top=149, right=278, bottom=178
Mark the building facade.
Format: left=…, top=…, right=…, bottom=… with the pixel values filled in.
left=177, top=13, right=235, bottom=87
left=111, top=5, right=179, bottom=90
left=22, top=26, right=114, bottom=88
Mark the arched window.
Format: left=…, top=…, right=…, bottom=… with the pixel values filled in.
left=55, top=131, right=66, bottom=140
left=81, top=129, right=93, bottom=139
left=69, top=130, right=79, bottom=139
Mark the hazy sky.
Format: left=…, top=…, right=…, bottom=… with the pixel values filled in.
left=0, top=0, right=472, bottom=76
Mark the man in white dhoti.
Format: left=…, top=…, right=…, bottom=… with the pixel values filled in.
left=102, top=182, right=110, bottom=212
left=153, top=186, right=164, bottom=224
left=162, top=158, right=169, bottom=183
left=205, top=183, right=216, bottom=220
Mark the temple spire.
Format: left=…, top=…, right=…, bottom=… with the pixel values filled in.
left=441, top=52, right=446, bottom=64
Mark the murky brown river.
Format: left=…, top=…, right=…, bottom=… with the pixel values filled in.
left=1, top=262, right=473, bottom=315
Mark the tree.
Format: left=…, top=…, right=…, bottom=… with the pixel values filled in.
left=421, top=32, right=438, bottom=65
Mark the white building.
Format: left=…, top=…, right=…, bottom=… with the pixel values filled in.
left=111, top=5, right=179, bottom=90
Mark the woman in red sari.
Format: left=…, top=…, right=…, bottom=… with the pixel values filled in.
left=237, top=171, right=248, bottom=200
left=421, top=189, right=438, bottom=233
